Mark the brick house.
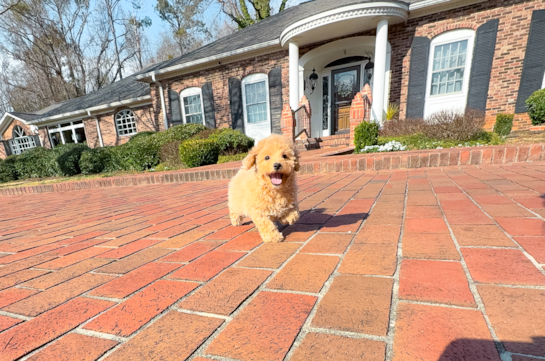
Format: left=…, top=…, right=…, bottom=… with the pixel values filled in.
left=1, top=0, right=544, bottom=158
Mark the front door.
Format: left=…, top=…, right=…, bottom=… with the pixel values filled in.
left=331, top=66, right=361, bottom=135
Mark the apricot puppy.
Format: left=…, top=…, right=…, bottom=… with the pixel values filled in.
left=228, top=134, right=300, bottom=243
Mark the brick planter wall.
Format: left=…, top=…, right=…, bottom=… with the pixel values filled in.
left=1, top=143, right=543, bottom=197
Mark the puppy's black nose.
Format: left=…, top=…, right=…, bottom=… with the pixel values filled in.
left=274, top=163, right=282, bottom=171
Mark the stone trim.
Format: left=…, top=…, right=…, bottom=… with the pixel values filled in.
left=1, top=143, right=543, bottom=197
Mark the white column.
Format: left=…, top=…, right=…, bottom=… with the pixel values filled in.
left=372, top=19, right=388, bottom=124
left=289, top=41, right=300, bottom=110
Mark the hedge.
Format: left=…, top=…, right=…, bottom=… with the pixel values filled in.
left=179, top=139, right=220, bottom=168
left=354, top=121, right=379, bottom=152
left=526, top=88, right=545, bottom=125
left=79, top=147, right=113, bottom=175
left=494, top=114, right=514, bottom=136
left=0, top=156, right=18, bottom=183
left=209, top=128, right=254, bottom=155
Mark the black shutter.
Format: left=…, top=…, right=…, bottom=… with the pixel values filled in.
left=268, top=67, right=283, bottom=134
left=406, top=37, right=431, bottom=119
left=202, top=82, right=216, bottom=129
left=228, top=77, right=244, bottom=132
left=1, top=140, right=11, bottom=156
left=168, top=89, right=183, bottom=125
left=515, top=10, right=545, bottom=113
left=32, top=134, right=41, bottom=147
left=467, top=19, right=499, bottom=112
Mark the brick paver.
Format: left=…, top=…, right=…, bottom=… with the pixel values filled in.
left=0, top=161, right=544, bottom=360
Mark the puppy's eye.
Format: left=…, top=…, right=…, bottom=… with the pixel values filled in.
left=283, top=154, right=288, bottom=159
left=265, top=156, right=270, bottom=161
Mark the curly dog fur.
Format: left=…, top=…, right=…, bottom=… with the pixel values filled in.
left=228, top=134, right=300, bottom=243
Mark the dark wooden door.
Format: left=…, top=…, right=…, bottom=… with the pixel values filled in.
left=331, top=65, right=361, bottom=134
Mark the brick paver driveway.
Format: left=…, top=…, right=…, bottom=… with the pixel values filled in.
left=1, top=162, right=544, bottom=361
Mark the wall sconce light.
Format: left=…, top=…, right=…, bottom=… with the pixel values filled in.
left=307, top=68, right=319, bottom=94
left=365, top=61, right=374, bottom=84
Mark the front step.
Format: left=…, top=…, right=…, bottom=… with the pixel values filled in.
left=295, top=134, right=350, bottom=151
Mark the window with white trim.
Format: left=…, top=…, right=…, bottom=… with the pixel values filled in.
left=424, top=29, right=475, bottom=118
left=430, top=40, right=468, bottom=95
left=180, top=87, right=205, bottom=124
left=542, top=70, right=545, bottom=89
left=115, top=109, right=138, bottom=136
left=242, top=73, right=270, bottom=125
left=9, top=125, right=37, bottom=155
left=47, top=120, right=86, bottom=147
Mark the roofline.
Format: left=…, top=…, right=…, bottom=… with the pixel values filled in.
left=0, top=112, right=35, bottom=140
left=280, top=1, right=409, bottom=46
left=135, top=40, right=281, bottom=81
left=27, top=95, right=152, bottom=125
left=135, top=0, right=483, bottom=81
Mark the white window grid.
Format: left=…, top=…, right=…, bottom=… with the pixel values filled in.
left=430, top=40, right=468, bottom=96
left=47, top=121, right=86, bottom=147
left=10, top=136, right=36, bottom=155
left=115, top=109, right=138, bottom=136
left=183, top=94, right=204, bottom=124
left=244, top=81, right=268, bottom=124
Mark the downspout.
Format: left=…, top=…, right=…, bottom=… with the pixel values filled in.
left=152, top=73, right=169, bottom=131
left=87, top=110, right=104, bottom=147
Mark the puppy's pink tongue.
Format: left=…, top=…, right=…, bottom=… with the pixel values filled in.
left=270, top=173, right=283, bottom=185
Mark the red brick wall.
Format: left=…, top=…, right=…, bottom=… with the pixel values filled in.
left=1, top=119, right=32, bottom=141
left=389, top=0, right=545, bottom=131
left=160, top=51, right=289, bottom=129
left=81, top=104, right=158, bottom=148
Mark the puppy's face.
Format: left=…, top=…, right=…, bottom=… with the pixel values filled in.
left=243, top=134, right=299, bottom=188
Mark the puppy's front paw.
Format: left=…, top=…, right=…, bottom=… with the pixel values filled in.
left=283, top=210, right=300, bottom=225
left=262, top=231, right=284, bottom=243
left=230, top=213, right=244, bottom=227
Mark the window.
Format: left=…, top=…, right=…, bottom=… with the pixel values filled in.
left=542, top=71, right=545, bottom=89
left=9, top=125, right=37, bottom=155
left=430, top=40, right=468, bottom=95
left=180, top=87, right=205, bottom=124
left=115, top=109, right=137, bottom=136
left=242, top=74, right=270, bottom=124
left=48, top=121, right=87, bottom=147
left=424, top=29, right=475, bottom=118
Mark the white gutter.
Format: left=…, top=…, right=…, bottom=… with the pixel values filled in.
left=28, top=95, right=152, bottom=125
left=136, top=39, right=280, bottom=81
left=87, top=110, right=104, bottom=147
left=152, top=74, right=169, bottom=131
left=409, top=0, right=452, bottom=10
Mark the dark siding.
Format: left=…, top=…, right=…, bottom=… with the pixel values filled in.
left=1, top=141, right=11, bottom=156
left=228, top=77, right=244, bottom=132
left=168, top=89, right=183, bottom=126
left=268, top=68, right=283, bottom=134
left=406, top=37, right=431, bottom=119
left=467, top=19, right=499, bottom=112
left=32, top=134, right=41, bottom=147
left=515, top=10, right=545, bottom=113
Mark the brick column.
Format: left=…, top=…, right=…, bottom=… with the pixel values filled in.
left=350, top=92, right=365, bottom=147
left=361, top=84, right=373, bottom=121
left=296, top=95, right=311, bottom=140
left=281, top=103, right=295, bottom=139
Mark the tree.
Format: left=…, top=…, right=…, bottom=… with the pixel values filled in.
left=0, top=0, right=22, bottom=16
left=218, top=0, right=288, bottom=29
left=155, top=0, right=209, bottom=54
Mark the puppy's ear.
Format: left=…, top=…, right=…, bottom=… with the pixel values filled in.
left=292, top=142, right=300, bottom=172
left=242, top=144, right=259, bottom=170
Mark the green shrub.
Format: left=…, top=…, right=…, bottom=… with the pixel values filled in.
left=14, top=147, right=58, bottom=179
left=52, top=143, right=90, bottom=176
left=158, top=140, right=184, bottom=168
left=526, top=88, right=545, bottom=125
left=0, top=156, right=18, bottom=183
left=129, top=131, right=156, bottom=142
left=354, top=121, right=379, bottom=152
left=154, top=123, right=206, bottom=145
left=493, top=113, right=514, bottom=136
left=218, top=153, right=247, bottom=164
left=79, top=148, right=113, bottom=175
left=209, top=128, right=254, bottom=155
left=179, top=139, right=220, bottom=168
left=190, top=128, right=217, bottom=141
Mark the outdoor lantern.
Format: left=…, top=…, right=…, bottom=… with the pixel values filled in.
left=365, top=61, right=374, bottom=84
left=308, top=68, right=319, bottom=94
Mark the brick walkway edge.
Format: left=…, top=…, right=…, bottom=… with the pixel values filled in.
left=1, top=143, right=543, bottom=197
